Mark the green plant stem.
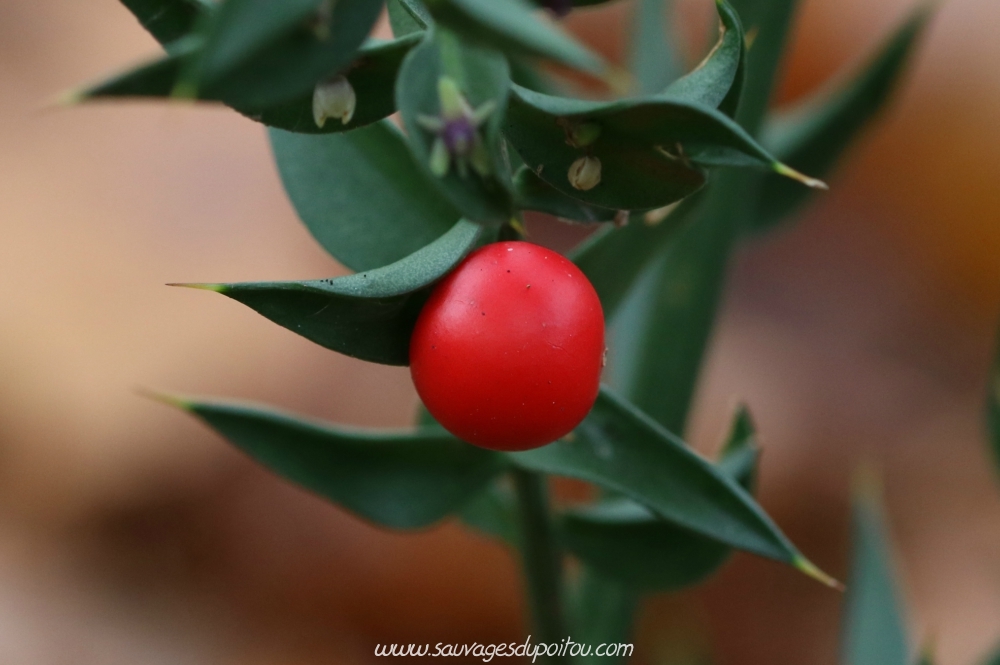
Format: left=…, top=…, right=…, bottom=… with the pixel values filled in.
left=512, top=468, right=567, bottom=659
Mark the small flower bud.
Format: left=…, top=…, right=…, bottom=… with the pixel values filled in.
left=568, top=156, right=601, bottom=191
left=567, top=122, right=601, bottom=148
left=313, top=75, right=355, bottom=128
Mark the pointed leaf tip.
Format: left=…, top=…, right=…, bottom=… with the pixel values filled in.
left=774, top=163, right=829, bottom=190
left=134, top=387, right=193, bottom=411
left=794, top=555, right=845, bottom=591
left=166, top=282, right=225, bottom=292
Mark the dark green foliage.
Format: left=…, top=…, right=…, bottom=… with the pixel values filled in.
left=423, top=0, right=606, bottom=74
left=511, top=388, right=834, bottom=586
left=177, top=0, right=384, bottom=109
left=559, top=403, right=759, bottom=591
left=186, top=221, right=481, bottom=365
left=169, top=395, right=505, bottom=528
left=90, top=0, right=939, bottom=652
left=842, top=483, right=910, bottom=665
left=661, top=0, right=745, bottom=117
left=513, top=167, right=620, bottom=222
left=270, top=120, right=460, bottom=271
left=75, top=35, right=420, bottom=134
left=753, top=5, right=932, bottom=231
left=119, top=0, right=207, bottom=46
left=396, top=28, right=515, bottom=224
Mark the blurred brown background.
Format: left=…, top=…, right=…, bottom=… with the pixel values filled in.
left=1, top=0, right=999, bottom=662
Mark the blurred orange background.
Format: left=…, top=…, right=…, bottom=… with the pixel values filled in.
left=1, top=0, right=999, bottom=662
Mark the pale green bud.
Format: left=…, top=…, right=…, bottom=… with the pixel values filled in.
left=438, top=76, right=469, bottom=120
left=567, top=122, right=602, bottom=148
left=313, top=75, right=356, bottom=128
left=568, top=156, right=601, bottom=191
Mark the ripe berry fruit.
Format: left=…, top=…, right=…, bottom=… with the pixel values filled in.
left=410, top=241, right=605, bottom=451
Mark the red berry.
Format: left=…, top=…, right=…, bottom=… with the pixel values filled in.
left=409, top=241, right=605, bottom=451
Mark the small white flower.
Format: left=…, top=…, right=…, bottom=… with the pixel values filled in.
left=568, top=156, right=601, bottom=191
left=312, top=75, right=356, bottom=128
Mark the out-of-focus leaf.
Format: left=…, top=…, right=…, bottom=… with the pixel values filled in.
left=513, top=167, right=619, bottom=222
left=728, top=0, right=798, bottom=133
left=623, top=176, right=744, bottom=433
left=504, top=84, right=824, bottom=211
left=662, top=0, right=745, bottom=118
left=980, top=645, right=1000, bottom=665
left=389, top=0, right=430, bottom=36
left=558, top=405, right=760, bottom=591
left=424, top=0, right=606, bottom=75
left=179, top=0, right=384, bottom=109
left=571, top=196, right=699, bottom=317
left=562, top=499, right=731, bottom=591
left=716, top=405, right=758, bottom=490
left=752, top=6, right=931, bottom=231
left=842, top=480, right=909, bottom=665
left=180, top=220, right=481, bottom=366
left=270, top=120, right=460, bottom=271
left=74, top=36, right=419, bottom=135
left=459, top=481, right=522, bottom=547
left=571, top=571, right=639, bottom=665
left=629, top=0, right=681, bottom=95
left=396, top=28, right=514, bottom=224
left=510, top=388, right=839, bottom=588
left=119, top=0, right=208, bottom=46
left=161, top=395, right=505, bottom=529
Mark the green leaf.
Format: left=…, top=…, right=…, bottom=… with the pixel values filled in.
left=119, top=0, right=208, bottom=46
left=158, top=394, right=505, bottom=529
left=270, top=120, right=460, bottom=271
left=980, top=645, right=1000, bottom=665
left=622, top=178, right=744, bottom=433
left=842, top=479, right=909, bottom=665
left=504, top=84, right=824, bottom=212
left=562, top=499, right=732, bottom=591
left=459, top=480, right=522, bottom=547
left=752, top=5, right=931, bottom=231
left=181, top=220, right=481, bottom=366
left=389, top=0, right=431, bottom=36
left=510, top=388, right=839, bottom=587
left=513, top=166, right=619, bottom=222
left=570, top=196, right=699, bottom=317
left=73, top=36, right=419, bottom=135
left=570, top=571, right=639, bottom=665
left=557, top=405, right=760, bottom=591
left=424, top=0, right=606, bottom=75
left=662, top=0, right=745, bottom=118
left=396, top=28, right=515, bottom=224
left=179, top=0, right=384, bottom=109
left=253, top=35, right=422, bottom=134
left=716, top=405, right=758, bottom=490
left=728, top=0, right=798, bottom=133
left=629, top=0, right=681, bottom=95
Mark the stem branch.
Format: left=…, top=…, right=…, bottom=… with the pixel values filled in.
left=512, top=468, right=567, bottom=660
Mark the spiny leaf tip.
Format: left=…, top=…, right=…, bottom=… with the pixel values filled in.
left=774, top=163, right=829, bottom=190
left=166, top=282, right=226, bottom=292
left=794, top=556, right=845, bottom=591
left=134, top=386, right=193, bottom=411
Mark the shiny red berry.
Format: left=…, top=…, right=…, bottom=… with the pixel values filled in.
left=409, top=241, right=605, bottom=451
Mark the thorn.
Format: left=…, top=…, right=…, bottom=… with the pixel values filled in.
left=774, top=163, right=828, bottom=190
left=134, top=386, right=192, bottom=410
left=794, top=556, right=845, bottom=592
left=49, top=87, right=86, bottom=108
left=166, top=282, right=225, bottom=292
